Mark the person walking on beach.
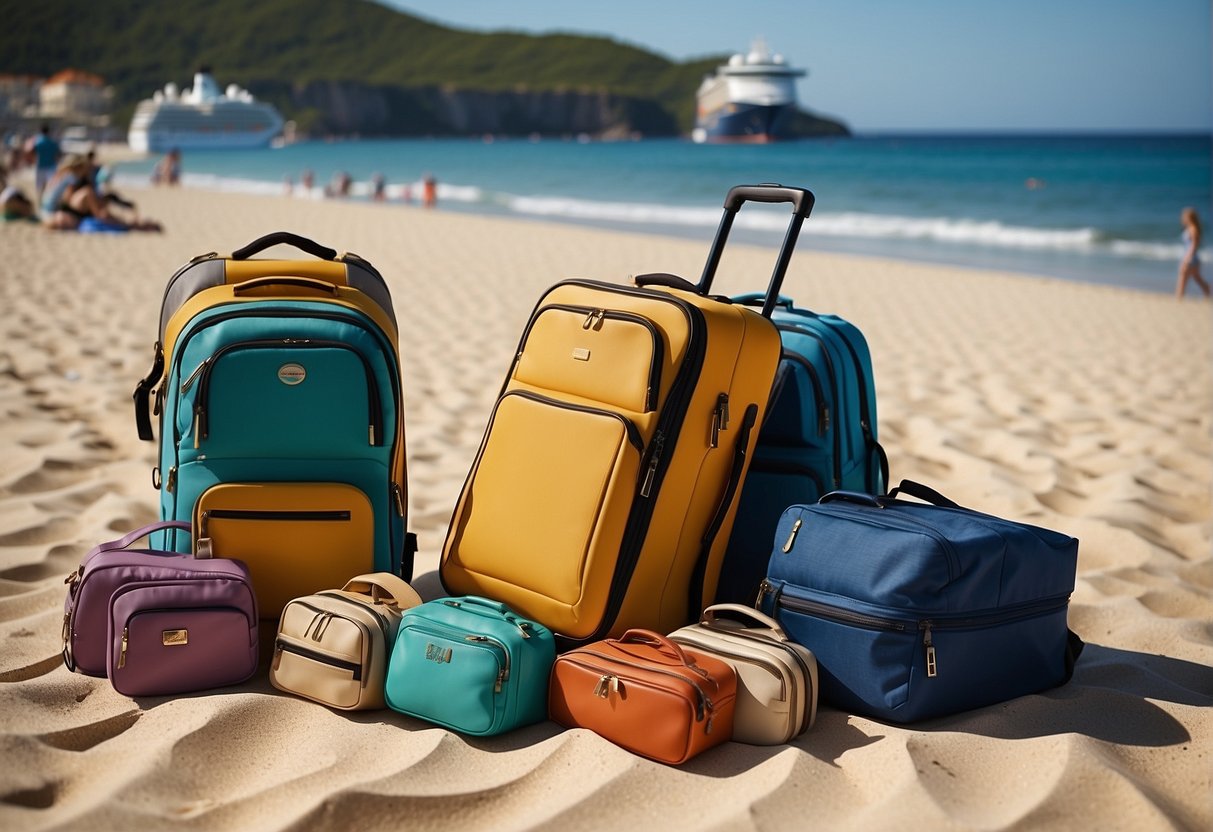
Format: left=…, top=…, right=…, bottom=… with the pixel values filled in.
left=152, top=148, right=181, bottom=186
left=28, top=124, right=60, bottom=200
left=1177, top=207, right=1210, bottom=299
left=422, top=173, right=437, bottom=208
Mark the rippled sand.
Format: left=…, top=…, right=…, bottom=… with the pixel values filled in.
left=1, top=185, right=1209, bottom=831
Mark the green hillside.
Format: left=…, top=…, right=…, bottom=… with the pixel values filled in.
left=3, top=0, right=723, bottom=133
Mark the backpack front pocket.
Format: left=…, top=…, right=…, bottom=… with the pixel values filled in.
left=178, top=341, right=384, bottom=458
left=195, top=482, right=374, bottom=617
left=445, top=391, right=642, bottom=636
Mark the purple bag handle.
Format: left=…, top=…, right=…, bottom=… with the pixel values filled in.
left=89, top=520, right=191, bottom=557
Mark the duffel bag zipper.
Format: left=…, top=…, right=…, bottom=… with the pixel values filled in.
left=274, top=638, right=363, bottom=680
left=917, top=596, right=1071, bottom=679
left=767, top=581, right=1071, bottom=681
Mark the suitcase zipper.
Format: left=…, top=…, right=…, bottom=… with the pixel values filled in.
left=274, top=638, right=364, bottom=681
left=779, top=350, right=829, bottom=436
left=516, top=304, right=665, bottom=412
left=775, top=323, right=841, bottom=486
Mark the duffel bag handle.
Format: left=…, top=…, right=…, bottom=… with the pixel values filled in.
left=342, top=573, right=422, bottom=609
left=618, top=628, right=692, bottom=666
left=231, top=276, right=340, bottom=296
left=819, top=490, right=886, bottom=508
left=90, top=520, right=191, bottom=557
left=699, top=184, right=815, bottom=318
left=231, top=232, right=338, bottom=261
left=886, top=479, right=962, bottom=509
left=700, top=603, right=791, bottom=641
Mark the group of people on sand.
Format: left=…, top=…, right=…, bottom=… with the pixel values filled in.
left=2, top=124, right=165, bottom=232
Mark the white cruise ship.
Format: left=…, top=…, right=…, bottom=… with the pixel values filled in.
left=128, top=68, right=284, bottom=152
left=692, top=40, right=806, bottom=143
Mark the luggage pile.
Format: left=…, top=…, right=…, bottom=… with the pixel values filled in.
left=63, top=185, right=1082, bottom=765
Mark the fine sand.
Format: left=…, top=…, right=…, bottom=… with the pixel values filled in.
left=1, top=184, right=1210, bottom=831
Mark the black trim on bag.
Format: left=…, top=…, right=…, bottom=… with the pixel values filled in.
left=275, top=638, right=363, bottom=680
left=204, top=509, right=352, bottom=522
left=689, top=403, right=758, bottom=614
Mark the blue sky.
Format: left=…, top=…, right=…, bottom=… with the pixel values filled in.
left=383, top=0, right=1213, bottom=132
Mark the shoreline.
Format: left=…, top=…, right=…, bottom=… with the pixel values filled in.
left=1, top=186, right=1210, bottom=830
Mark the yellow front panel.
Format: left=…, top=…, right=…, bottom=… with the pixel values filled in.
left=514, top=306, right=657, bottom=413
left=195, top=482, right=375, bottom=617
left=443, top=392, right=641, bottom=638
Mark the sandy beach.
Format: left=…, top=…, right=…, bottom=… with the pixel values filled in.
left=1, top=183, right=1210, bottom=831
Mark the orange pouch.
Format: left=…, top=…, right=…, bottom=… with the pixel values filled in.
left=548, top=629, right=736, bottom=765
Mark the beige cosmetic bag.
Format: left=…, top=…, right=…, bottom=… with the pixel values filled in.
left=270, top=573, right=421, bottom=710
left=669, top=603, right=818, bottom=745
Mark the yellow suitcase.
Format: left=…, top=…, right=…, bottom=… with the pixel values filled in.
left=441, top=186, right=814, bottom=643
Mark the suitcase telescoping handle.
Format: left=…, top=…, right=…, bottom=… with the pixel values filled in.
left=231, top=232, right=338, bottom=261
left=701, top=184, right=815, bottom=318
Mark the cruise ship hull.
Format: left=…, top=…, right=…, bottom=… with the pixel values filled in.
left=694, top=102, right=796, bottom=143
left=129, top=128, right=280, bottom=153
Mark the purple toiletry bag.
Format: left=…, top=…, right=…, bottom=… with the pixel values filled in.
left=64, top=520, right=259, bottom=696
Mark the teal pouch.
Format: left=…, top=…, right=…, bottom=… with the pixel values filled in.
left=384, top=596, right=555, bottom=736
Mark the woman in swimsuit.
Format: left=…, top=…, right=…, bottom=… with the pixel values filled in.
left=1177, top=207, right=1210, bottom=299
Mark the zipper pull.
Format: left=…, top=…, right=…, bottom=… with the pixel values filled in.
left=921, top=621, right=937, bottom=678
left=820, top=406, right=830, bottom=436
left=166, top=466, right=177, bottom=494
left=61, top=611, right=72, bottom=647
left=181, top=358, right=208, bottom=393
left=582, top=309, right=606, bottom=330
left=705, top=715, right=714, bottom=734
left=755, top=579, right=771, bottom=610
left=514, top=620, right=532, bottom=639
left=118, top=628, right=129, bottom=669
left=391, top=483, right=405, bottom=516
left=593, top=675, right=609, bottom=698
left=494, top=668, right=506, bottom=693
left=710, top=393, right=730, bottom=448
left=781, top=518, right=803, bottom=552
left=640, top=432, right=665, bottom=497
left=192, top=412, right=201, bottom=449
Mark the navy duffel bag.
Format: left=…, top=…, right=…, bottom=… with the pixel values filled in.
left=758, top=480, right=1083, bottom=723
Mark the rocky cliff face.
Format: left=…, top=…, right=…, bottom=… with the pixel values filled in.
left=255, top=79, right=679, bottom=138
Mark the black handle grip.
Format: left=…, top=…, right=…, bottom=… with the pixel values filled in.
left=699, top=183, right=815, bottom=318
left=231, top=232, right=338, bottom=262
left=819, top=490, right=886, bottom=508
left=886, top=480, right=962, bottom=509
left=724, top=184, right=815, bottom=217
left=634, top=273, right=699, bottom=292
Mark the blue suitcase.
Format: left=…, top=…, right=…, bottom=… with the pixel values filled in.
left=716, top=294, right=887, bottom=605
left=758, top=481, right=1083, bottom=723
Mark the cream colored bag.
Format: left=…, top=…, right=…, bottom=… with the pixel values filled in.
left=669, top=603, right=818, bottom=745
left=270, top=573, right=421, bottom=710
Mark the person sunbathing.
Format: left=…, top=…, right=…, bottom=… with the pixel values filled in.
left=41, top=155, right=162, bottom=232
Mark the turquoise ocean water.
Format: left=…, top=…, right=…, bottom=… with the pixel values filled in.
left=112, top=134, right=1212, bottom=293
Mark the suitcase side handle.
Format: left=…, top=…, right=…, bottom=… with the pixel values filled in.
left=231, top=232, right=338, bottom=262
left=699, top=183, right=815, bottom=318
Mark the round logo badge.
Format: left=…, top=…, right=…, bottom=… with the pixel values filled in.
left=277, top=363, right=307, bottom=386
